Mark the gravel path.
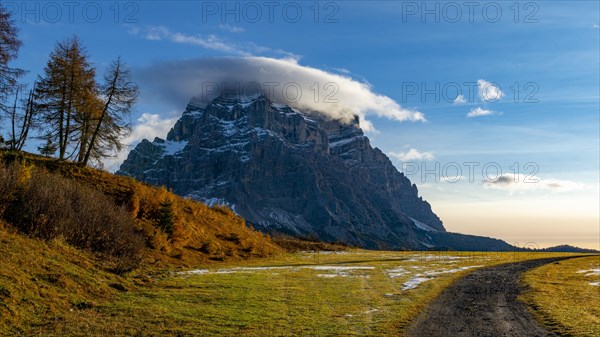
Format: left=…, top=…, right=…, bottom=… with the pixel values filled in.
left=408, top=256, right=585, bottom=337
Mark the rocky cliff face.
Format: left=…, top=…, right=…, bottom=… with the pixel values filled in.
left=119, top=95, right=459, bottom=249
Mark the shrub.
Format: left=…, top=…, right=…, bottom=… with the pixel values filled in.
left=156, top=199, right=175, bottom=235
left=0, top=162, right=19, bottom=214
left=3, top=164, right=145, bottom=273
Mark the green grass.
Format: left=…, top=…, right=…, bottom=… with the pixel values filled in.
left=33, top=250, right=584, bottom=337
left=521, top=255, right=600, bottom=337
left=1, top=210, right=591, bottom=337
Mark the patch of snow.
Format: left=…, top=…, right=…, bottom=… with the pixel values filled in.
left=405, top=254, right=467, bottom=262
left=237, top=93, right=263, bottom=103
left=215, top=266, right=291, bottom=274
left=589, top=282, right=600, bottom=286
left=219, top=119, right=237, bottom=136
left=410, top=218, right=437, bottom=232
left=178, top=264, right=375, bottom=278
left=240, top=101, right=255, bottom=108
left=158, top=140, right=189, bottom=156
left=198, top=197, right=238, bottom=215
left=402, top=277, right=431, bottom=290
left=308, top=266, right=374, bottom=271
left=202, top=197, right=228, bottom=207
left=271, top=103, right=287, bottom=109
left=422, top=266, right=483, bottom=276
left=329, top=136, right=360, bottom=148
left=364, top=309, right=379, bottom=314
left=401, top=266, right=483, bottom=291
left=197, top=141, right=250, bottom=154
left=577, top=268, right=600, bottom=277
left=178, top=269, right=209, bottom=275
left=310, top=266, right=373, bottom=278
left=184, top=110, right=204, bottom=118
left=386, top=267, right=410, bottom=278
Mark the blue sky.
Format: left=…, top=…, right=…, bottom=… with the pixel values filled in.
left=5, top=1, right=599, bottom=248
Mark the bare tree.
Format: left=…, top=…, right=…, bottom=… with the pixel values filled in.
left=81, top=57, right=138, bottom=165
left=1, top=5, right=25, bottom=131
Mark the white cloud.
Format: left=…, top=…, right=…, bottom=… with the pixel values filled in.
left=593, top=24, right=599, bottom=29
left=126, top=113, right=179, bottom=145
left=171, top=32, right=240, bottom=53
left=466, top=107, right=494, bottom=117
left=142, top=26, right=170, bottom=40
left=135, top=57, right=426, bottom=132
left=332, top=67, right=351, bottom=74
left=453, top=94, right=467, bottom=104
left=130, top=26, right=297, bottom=59
left=484, top=173, right=587, bottom=192
left=389, top=148, right=434, bottom=161
left=477, top=79, right=503, bottom=102
left=103, top=113, right=179, bottom=172
left=441, top=175, right=464, bottom=183
left=218, top=23, right=245, bottom=33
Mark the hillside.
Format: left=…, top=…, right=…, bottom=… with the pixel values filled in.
left=537, top=245, right=599, bottom=253
left=0, top=150, right=282, bottom=268
left=0, top=223, right=133, bottom=335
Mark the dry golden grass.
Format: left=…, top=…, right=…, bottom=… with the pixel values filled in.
left=521, top=255, right=600, bottom=337
left=0, top=149, right=284, bottom=335
left=0, top=223, right=130, bottom=336
left=0, top=150, right=282, bottom=268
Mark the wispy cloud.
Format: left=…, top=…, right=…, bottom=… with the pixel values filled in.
left=389, top=148, right=434, bottom=161
left=454, top=94, right=467, bottom=104
left=218, top=23, right=245, bottom=33
left=130, top=25, right=298, bottom=59
left=466, top=107, right=495, bottom=117
left=484, top=173, right=587, bottom=192
left=170, top=32, right=240, bottom=53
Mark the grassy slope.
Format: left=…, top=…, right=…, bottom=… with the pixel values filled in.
left=0, top=150, right=282, bottom=266
left=0, top=150, right=282, bottom=334
left=521, top=255, right=600, bottom=337
left=0, top=223, right=132, bottom=335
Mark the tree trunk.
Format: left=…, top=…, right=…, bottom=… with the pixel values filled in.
left=82, top=62, right=120, bottom=165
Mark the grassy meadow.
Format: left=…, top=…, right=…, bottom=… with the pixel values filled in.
left=521, top=255, right=600, bottom=337
left=5, top=249, right=585, bottom=337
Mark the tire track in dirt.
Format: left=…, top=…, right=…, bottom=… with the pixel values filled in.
left=408, top=256, right=586, bottom=337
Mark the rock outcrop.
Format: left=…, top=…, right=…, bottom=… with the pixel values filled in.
left=119, top=95, right=510, bottom=250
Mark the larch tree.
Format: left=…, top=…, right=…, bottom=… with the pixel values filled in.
left=0, top=5, right=25, bottom=134
left=81, top=57, right=138, bottom=165
left=35, top=36, right=97, bottom=160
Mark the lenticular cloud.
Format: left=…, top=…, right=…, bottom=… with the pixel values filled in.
left=135, top=57, right=425, bottom=132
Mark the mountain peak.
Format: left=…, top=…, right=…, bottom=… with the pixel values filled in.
left=118, top=95, right=446, bottom=249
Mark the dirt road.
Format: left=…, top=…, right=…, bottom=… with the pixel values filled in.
left=408, top=256, right=584, bottom=337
